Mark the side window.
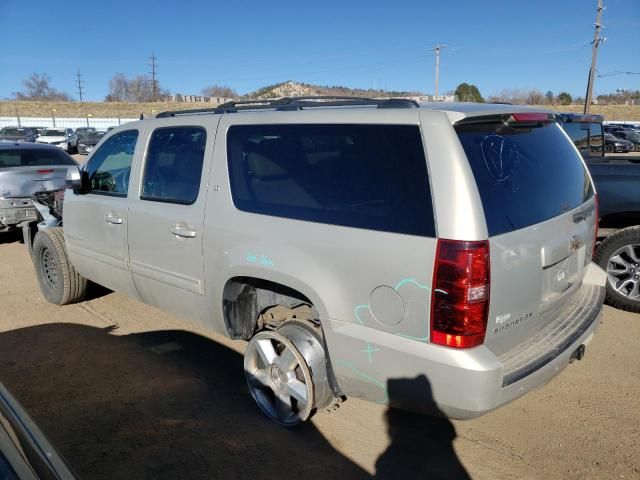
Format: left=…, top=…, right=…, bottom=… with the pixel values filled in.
left=226, top=124, right=435, bottom=237
left=141, top=126, right=206, bottom=205
left=85, top=130, right=138, bottom=196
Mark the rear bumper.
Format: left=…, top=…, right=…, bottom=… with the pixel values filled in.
left=0, top=198, right=38, bottom=227
left=323, top=262, right=606, bottom=419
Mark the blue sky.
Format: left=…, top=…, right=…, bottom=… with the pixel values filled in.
left=1, top=0, right=638, bottom=101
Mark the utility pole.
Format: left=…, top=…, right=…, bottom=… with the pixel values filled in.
left=433, top=44, right=447, bottom=101
left=75, top=68, right=84, bottom=102
left=149, top=52, right=158, bottom=102
left=584, top=0, right=604, bottom=114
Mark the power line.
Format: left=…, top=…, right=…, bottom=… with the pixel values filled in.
left=584, top=0, right=605, bottom=114
left=149, top=52, right=158, bottom=102
left=598, top=70, right=640, bottom=77
left=75, top=68, right=84, bottom=102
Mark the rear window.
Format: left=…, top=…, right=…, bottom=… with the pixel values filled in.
left=455, top=119, right=593, bottom=236
left=0, top=148, right=75, bottom=168
left=227, top=124, right=435, bottom=237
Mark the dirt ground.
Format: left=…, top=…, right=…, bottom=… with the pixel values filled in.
left=0, top=233, right=639, bottom=480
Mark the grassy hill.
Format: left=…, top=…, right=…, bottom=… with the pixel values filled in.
left=2, top=80, right=639, bottom=120
left=247, top=80, right=423, bottom=99
left=0, top=100, right=209, bottom=119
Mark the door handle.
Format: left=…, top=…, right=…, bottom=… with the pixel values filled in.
left=105, top=214, right=123, bottom=225
left=170, top=224, right=197, bottom=238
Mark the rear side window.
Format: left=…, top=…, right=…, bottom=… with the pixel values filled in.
left=0, top=148, right=75, bottom=167
left=456, top=120, right=593, bottom=236
left=227, top=124, right=435, bottom=237
left=85, top=130, right=138, bottom=196
left=141, top=126, right=206, bottom=205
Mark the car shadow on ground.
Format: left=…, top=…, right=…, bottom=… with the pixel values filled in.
left=0, top=323, right=468, bottom=479
left=0, top=230, right=22, bottom=245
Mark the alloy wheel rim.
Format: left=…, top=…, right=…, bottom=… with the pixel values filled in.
left=606, top=243, right=640, bottom=301
left=41, top=246, right=58, bottom=290
left=244, top=330, right=314, bottom=426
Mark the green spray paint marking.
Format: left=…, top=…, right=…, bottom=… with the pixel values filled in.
left=394, top=278, right=429, bottom=290
left=354, top=304, right=369, bottom=325
left=361, top=344, right=380, bottom=364
left=334, top=359, right=389, bottom=404
left=354, top=304, right=378, bottom=363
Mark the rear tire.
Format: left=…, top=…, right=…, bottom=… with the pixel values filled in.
left=33, top=227, right=87, bottom=305
left=243, top=319, right=332, bottom=426
left=594, top=226, right=640, bottom=313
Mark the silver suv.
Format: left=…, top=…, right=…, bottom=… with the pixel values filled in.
left=26, top=97, right=606, bottom=426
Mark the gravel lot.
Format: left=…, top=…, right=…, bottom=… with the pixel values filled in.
left=0, top=233, right=639, bottom=480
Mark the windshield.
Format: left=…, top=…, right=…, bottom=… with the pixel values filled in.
left=42, top=129, right=66, bottom=136
left=456, top=119, right=593, bottom=236
left=0, top=148, right=76, bottom=167
left=0, top=128, right=27, bottom=136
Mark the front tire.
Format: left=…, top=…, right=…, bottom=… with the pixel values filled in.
left=594, top=226, right=640, bottom=313
left=33, top=227, right=87, bottom=305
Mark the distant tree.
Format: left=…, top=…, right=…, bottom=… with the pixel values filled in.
left=201, top=85, right=238, bottom=98
left=454, top=83, right=484, bottom=102
left=545, top=90, right=554, bottom=104
left=105, top=73, right=128, bottom=102
left=104, top=73, right=169, bottom=102
left=557, top=92, right=573, bottom=105
left=13, top=73, right=71, bottom=101
left=526, top=89, right=545, bottom=105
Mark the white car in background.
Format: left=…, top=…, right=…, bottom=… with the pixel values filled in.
left=36, top=128, right=77, bottom=153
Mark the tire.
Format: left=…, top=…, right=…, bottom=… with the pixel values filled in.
left=594, top=226, right=640, bottom=313
left=32, top=227, right=87, bottom=305
left=243, top=319, right=332, bottom=426
left=605, top=144, right=613, bottom=153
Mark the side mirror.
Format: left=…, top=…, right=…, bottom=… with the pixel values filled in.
left=66, top=166, right=89, bottom=193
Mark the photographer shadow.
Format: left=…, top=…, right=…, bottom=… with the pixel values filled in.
left=375, top=375, right=471, bottom=479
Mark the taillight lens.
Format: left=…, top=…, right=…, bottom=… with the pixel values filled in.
left=593, top=193, right=599, bottom=257
left=430, top=239, right=490, bottom=349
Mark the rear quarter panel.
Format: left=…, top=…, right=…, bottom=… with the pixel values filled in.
left=202, top=109, right=442, bottom=397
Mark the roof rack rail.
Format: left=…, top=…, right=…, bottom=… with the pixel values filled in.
left=155, top=96, right=419, bottom=118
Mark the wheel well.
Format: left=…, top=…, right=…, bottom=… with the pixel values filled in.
left=600, top=212, right=640, bottom=230
left=222, top=276, right=316, bottom=340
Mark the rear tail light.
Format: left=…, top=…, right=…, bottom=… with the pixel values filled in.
left=593, top=193, right=599, bottom=257
left=37, top=169, right=55, bottom=174
left=430, top=239, right=490, bottom=348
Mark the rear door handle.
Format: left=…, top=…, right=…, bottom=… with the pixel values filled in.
left=170, top=224, right=197, bottom=238
left=105, top=214, right=123, bottom=225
